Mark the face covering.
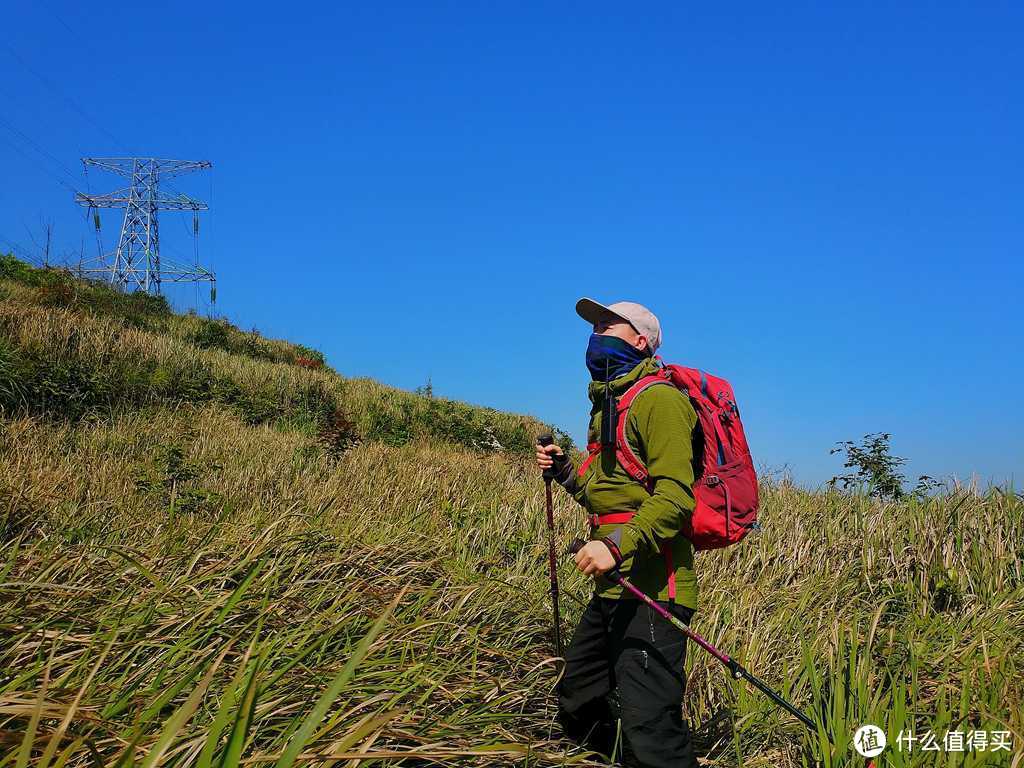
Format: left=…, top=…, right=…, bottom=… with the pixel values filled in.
left=586, top=332, right=650, bottom=381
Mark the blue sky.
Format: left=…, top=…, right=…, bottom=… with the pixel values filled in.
left=2, top=2, right=1020, bottom=489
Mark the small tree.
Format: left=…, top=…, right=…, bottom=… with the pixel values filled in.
left=414, top=376, right=433, bottom=398
left=829, top=432, right=940, bottom=500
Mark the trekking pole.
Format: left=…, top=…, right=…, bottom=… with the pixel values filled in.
left=568, top=538, right=816, bottom=732
left=538, top=434, right=567, bottom=658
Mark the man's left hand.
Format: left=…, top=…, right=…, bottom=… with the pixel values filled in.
left=574, top=540, right=617, bottom=576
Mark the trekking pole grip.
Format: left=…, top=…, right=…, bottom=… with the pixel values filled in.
left=537, top=433, right=568, bottom=482
left=568, top=537, right=622, bottom=578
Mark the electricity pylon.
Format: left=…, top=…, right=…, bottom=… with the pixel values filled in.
left=74, top=158, right=215, bottom=299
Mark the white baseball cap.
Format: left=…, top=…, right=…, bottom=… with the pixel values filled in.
left=575, top=297, right=662, bottom=354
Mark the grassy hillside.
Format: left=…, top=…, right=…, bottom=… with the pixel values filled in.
left=2, top=257, right=1022, bottom=767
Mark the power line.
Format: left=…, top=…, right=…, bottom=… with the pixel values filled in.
left=0, top=236, right=43, bottom=266
left=0, top=125, right=80, bottom=194
left=17, top=8, right=123, bottom=276
left=0, top=85, right=98, bottom=269
left=41, top=1, right=78, bottom=38
left=2, top=41, right=128, bottom=152
left=0, top=113, right=82, bottom=183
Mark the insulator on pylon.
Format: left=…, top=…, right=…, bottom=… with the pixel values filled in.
left=210, top=284, right=217, bottom=303
left=193, top=211, right=199, bottom=235
left=93, top=210, right=101, bottom=231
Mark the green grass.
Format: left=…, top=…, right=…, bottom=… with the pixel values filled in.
left=0, top=256, right=571, bottom=456
left=1, top=256, right=1021, bottom=767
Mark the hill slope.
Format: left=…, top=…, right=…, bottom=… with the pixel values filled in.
left=2, top=257, right=1022, bottom=767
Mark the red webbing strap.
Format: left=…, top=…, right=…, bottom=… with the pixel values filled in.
left=578, top=441, right=602, bottom=477
left=614, top=375, right=675, bottom=492
left=589, top=511, right=636, bottom=527
left=661, top=541, right=676, bottom=600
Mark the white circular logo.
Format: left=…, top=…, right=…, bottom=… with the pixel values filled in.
left=853, top=724, right=887, bottom=757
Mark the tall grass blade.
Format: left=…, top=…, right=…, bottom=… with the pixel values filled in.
left=272, top=587, right=406, bottom=768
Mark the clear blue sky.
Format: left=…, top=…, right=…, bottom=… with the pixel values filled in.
left=2, top=2, right=1021, bottom=489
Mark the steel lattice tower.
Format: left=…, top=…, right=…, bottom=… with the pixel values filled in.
left=74, top=158, right=215, bottom=297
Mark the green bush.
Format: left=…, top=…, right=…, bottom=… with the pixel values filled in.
left=1, top=255, right=172, bottom=326
left=2, top=333, right=339, bottom=433
left=0, top=254, right=46, bottom=285
left=187, top=318, right=233, bottom=351
left=364, top=400, right=415, bottom=446
left=294, top=345, right=325, bottom=366
left=135, top=444, right=224, bottom=518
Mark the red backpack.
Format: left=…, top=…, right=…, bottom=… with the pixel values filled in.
left=582, top=361, right=760, bottom=551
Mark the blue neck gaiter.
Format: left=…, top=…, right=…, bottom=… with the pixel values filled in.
left=586, top=333, right=650, bottom=381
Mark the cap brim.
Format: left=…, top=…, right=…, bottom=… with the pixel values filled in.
left=575, top=297, right=626, bottom=326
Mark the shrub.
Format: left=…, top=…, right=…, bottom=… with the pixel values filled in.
left=294, top=345, right=326, bottom=368
left=187, top=318, right=233, bottom=351
left=829, top=432, right=942, bottom=501
left=364, top=400, right=415, bottom=446
left=0, top=254, right=45, bottom=285
left=317, top=407, right=362, bottom=457
left=135, top=444, right=223, bottom=517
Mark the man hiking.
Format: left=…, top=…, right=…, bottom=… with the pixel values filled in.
left=536, top=298, right=700, bottom=768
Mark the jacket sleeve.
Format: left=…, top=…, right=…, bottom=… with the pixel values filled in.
left=611, top=384, right=697, bottom=564
left=553, top=449, right=589, bottom=507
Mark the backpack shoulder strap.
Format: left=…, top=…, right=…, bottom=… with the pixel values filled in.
left=614, top=371, right=676, bottom=492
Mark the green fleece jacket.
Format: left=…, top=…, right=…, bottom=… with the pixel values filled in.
left=561, top=356, right=699, bottom=609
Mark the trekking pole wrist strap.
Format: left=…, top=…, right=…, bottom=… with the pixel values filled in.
left=588, top=509, right=677, bottom=601
left=601, top=536, right=624, bottom=567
